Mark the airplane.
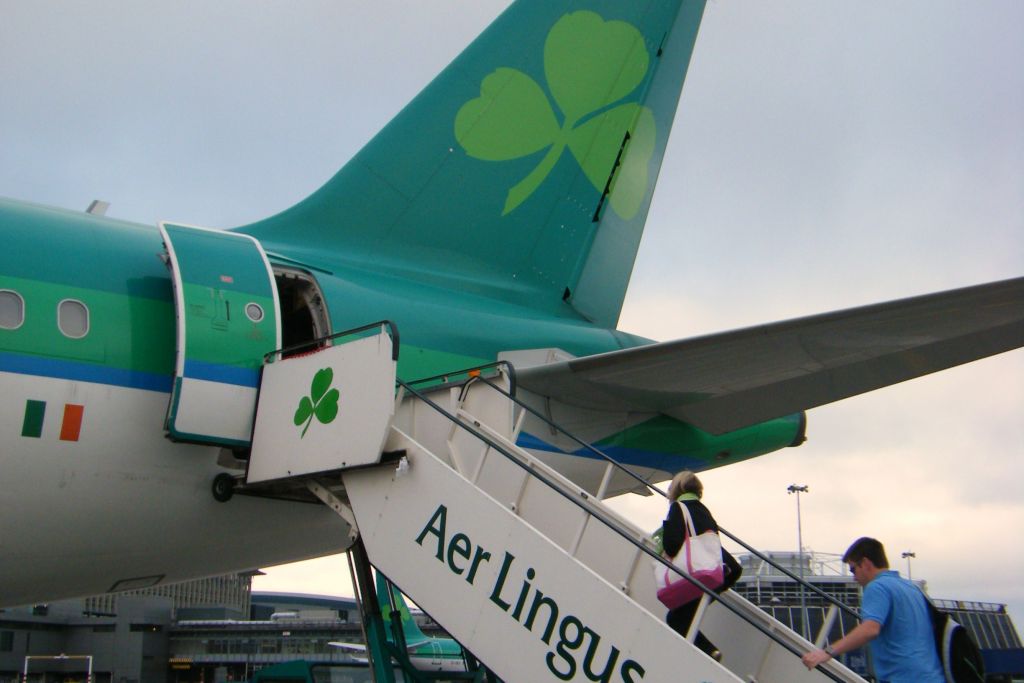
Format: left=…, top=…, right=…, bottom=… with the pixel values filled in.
left=1, top=0, right=1021, bottom=610
left=330, top=572, right=470, bottom=674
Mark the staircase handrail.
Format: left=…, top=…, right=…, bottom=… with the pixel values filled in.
left=403, top=360, right=516, bottom=395
left=265, top=320, right=400, bottom=363
left=473, top=374, right=861, bottom=623
left=396, top=376, right=851, bottom=683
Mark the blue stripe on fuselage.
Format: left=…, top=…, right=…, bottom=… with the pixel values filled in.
left=183, top=359, right=260, bottom=388
left=0, top=351, right=172, bottom=393
left=0, top=353, right=259, bottom=391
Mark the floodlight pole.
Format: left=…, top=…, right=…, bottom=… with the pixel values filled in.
left=901, top=551, right=916, bottom=581
left=787, top=484, right=810, bottom=640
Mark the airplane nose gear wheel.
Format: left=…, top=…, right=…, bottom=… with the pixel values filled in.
left=212, top=473, right=236, bottom=502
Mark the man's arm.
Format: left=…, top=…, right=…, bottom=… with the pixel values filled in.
left=801, top=620, right=881, bottom=670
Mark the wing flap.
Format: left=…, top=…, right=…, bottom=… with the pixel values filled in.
left=516, top=277, right=1024, bottom=434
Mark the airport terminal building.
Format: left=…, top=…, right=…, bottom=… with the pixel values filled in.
left=2, top=556, right=1022, bottom=682
left=0, top=576, right=440, bottom=682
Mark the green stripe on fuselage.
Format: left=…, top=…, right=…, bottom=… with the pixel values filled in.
left=0, top=273, right=175, bottom=376
left=0, top=198, right=176, bottom=379
left=163, top=223, right=279, bottom=371
left=179, top=283, right=276, bottom=369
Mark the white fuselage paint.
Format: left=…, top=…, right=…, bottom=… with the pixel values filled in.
left=0, top=371, right=349, bottom=607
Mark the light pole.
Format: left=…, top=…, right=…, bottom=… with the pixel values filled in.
left=787, top=484, right=810, bottom=640
left=902, top=551, right=916, bottom=581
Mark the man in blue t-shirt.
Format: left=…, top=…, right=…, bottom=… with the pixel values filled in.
left=802, top=537, right=944, bottom=683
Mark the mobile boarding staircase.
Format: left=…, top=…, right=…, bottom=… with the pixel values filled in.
left=234, top=324, right=868, bottom=683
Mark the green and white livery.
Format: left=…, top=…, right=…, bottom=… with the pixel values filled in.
left=1, top=0, right=1020, bottom=610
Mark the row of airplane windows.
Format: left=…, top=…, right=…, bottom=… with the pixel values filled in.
left=0, top=289, right=89, bottom=338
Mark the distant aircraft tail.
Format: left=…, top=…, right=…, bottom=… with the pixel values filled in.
left=376, top=572, right=428, bottom=645
left=237, top=1, right=707, bottom=327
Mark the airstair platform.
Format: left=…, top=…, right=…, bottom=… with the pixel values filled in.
left=238, top=325, right=867, bottom=683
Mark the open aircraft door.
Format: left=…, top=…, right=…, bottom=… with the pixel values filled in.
left=159, top=222, right=281, bottom=446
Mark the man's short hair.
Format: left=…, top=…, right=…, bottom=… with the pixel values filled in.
left=842, top=537, right=889, bottom=568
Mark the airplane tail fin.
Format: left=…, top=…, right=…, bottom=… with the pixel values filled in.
left=236, top=1, right=707, bottom=327
left=376, top=572, right=428, bottom=645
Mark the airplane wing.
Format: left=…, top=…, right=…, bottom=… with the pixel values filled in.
left=516, top=277, right=1024, bottom=435
left=329, top=641, right=368, bottom=653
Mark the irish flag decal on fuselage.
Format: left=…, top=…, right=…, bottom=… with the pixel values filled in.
left=21, top=399, right=85, bottom=441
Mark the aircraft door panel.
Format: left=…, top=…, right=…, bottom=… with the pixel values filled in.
left=159, top=222, right=281, bottom=446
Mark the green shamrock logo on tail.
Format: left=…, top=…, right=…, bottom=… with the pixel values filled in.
left=294, top=367, right=340, bottom=438
left=455, top=11, right=656, bottom=217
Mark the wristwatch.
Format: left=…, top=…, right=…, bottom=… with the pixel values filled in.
left=824, top=645, right=837, bottom=657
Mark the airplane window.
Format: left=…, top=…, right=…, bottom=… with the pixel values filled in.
left=58, top=299, right=89, bottom=338
left=245, top=302, right=265, bottom=323
left=0, top=290, right=24, bottom=329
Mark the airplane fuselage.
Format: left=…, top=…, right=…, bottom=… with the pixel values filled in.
left=2, top=0, right=1018, bottom=626
left=0, top=196, right=801, bottom=607
left=0, top=200, right=354, bottom=606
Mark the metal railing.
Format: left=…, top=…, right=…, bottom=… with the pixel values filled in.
left=474, top=373, right=862, bottom=626
left=395, top=371, right=854, bottom=683
left=264, top=320, right=400, bottom=363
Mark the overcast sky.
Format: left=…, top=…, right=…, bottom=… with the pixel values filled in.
left=2, top=1, right=1021, bottom=629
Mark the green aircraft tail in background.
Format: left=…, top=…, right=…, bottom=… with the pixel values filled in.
left=377, top=571, right=432, bottom=647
